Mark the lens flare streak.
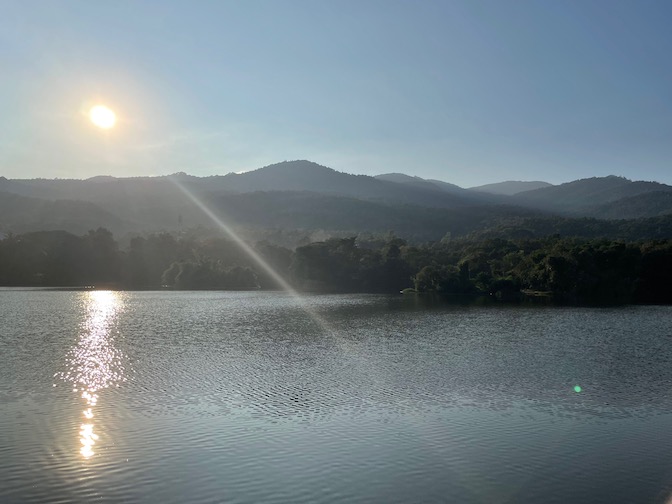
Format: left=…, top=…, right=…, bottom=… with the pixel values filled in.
left=168, top=177, right=335, bottom=335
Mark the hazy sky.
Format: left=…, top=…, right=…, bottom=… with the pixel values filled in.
left=2, top=0, right=671, bottom=186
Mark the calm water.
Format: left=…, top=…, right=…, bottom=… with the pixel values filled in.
left=2, top=290, right=672, bottom=503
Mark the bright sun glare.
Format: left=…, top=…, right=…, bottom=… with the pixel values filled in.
left=89, top=105, right=116, bottom=129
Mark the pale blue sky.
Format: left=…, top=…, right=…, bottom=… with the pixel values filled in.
left=2, top=0, right=671, bottom=186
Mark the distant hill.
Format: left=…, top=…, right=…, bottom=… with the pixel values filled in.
left=196, top=191, right=546, bottom=241
left=0, top=190, right=125, bottom=234
left=587, top=191, right=672, bottom=220
left=375, top=173, right=465, bottom=194
left=1, top=162, right=672, bottom=240
left=511, top=175, right=672, bottom=219
left=427, top=179, right=474, bottom=194
left=0, top=189, right=542, bottom=241
left=217, top=161, right=503, bottom=207
left=469, top=180, right=552, bottom=195
left=0, top=163, right=542, bottom=238
left=1, top=160, right=500, bottom=210
left=512, top=175, right=672, bottom=215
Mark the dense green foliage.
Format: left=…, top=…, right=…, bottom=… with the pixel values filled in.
left=1, top=228, right=671, bottom=304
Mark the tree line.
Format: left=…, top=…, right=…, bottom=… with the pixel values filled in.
left=0, top=228, right=671, bottom=304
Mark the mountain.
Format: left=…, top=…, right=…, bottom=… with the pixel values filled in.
left=511, top=176, right=672, bottom=215
left=0, top=161, right=545, bottom=239
left=469, top=180, right=552, bottom=195
left=197, top=191, right=544, bottom=241
left=375, top=173, right=465, bottom=194
left=587, top=191, right=672, bottom=219
left=214, top=161, right=503, bottom=207
left=427, top=179, right=473, bottom=194
left=0, top=190, right=125, bottom=234
left=0, top=189, right=542, bottom=241
left=1, top=162, right=672, bottom=240
left=1, top=161, right=501, bottom=210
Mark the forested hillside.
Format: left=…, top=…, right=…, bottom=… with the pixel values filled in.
left=512, top=175, right=672, bottom=216
left=1, top=228, right=671, bottom=305
left=2, top=161, right=672, bottom=239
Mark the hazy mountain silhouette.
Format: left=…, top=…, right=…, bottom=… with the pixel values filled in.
left=512, top=175, right=672, bottom=212
left=0, top=190, right=125, bottom=234
left=469, top=180, right=553, bottom=195
left=1, top=162, right=671, bottom=239
left=209, top=161, right=500, bottom=207
left=195, top=191, right=547, bottom=241
left=427, top=179, right=474, bottom=194
left=375, top=173, right=465, bottom=194
left=1, top=161, right=499, bottom=209
left=586, top=191, right=672, bottom=219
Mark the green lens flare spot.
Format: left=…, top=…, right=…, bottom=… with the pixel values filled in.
left=574, top=385, right=582, bottom=393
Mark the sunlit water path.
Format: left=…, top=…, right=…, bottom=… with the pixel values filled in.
left=2, top=289, right=672, bottom=503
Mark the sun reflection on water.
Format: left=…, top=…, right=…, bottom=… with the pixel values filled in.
left=58, top=290, right=125, bottom=459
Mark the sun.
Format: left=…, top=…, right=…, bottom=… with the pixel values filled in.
left=89, top=105, right=116, bottom=129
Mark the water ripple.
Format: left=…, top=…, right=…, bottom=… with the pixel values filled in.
left=2, top=291, right=672, bottom=503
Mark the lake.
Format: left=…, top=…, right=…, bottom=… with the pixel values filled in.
left=1, top=289, right=672, bottom=503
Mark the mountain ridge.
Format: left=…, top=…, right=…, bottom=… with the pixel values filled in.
left=511, top=175, right=672, bottom=215
left=469, top=180, right=553, bottom=195
left=1, top=161, right=671, bottom=238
